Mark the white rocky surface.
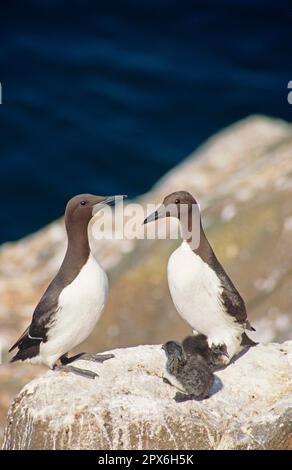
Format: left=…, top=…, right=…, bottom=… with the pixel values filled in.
left=3, top=341, right=292, bottom=450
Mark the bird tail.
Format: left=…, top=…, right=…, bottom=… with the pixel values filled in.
left=9, top=326, right=41, bottom=363
left=9, top=326, right=30, bottom=353
left=241, top=332, right=258, bottom=348
left=10, top=350, right=24, bottom=363
left=10, top=345, right=40, bottom=363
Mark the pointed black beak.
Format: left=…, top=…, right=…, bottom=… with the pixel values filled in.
left=92, top=195, right=127, bottom=216
left=103, top=195, right=127, bottom=207
left=143, top=210, right=158, bottom=225
left=143, top=204, right=167, bottom=225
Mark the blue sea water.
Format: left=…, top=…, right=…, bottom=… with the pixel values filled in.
left=0, top=0, right=291, bottom=243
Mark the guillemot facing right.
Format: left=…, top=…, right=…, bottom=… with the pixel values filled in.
left=10, top=193, right=126, bottom=379
left=144, top=190, right=256, bottom=364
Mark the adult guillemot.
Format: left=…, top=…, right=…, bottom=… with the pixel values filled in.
left=162, top=340, right=214, bottom=402
left=9, top=193, right=126, bottom=379
left=144, top=190, right=256, bottom=364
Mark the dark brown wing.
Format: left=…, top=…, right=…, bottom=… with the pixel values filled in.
left=211, top=255, right=255, bottom=330
left=9, top=280, right=61, bottom=356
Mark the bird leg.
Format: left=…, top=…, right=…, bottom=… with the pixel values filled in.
left=60, top=352, right=114, bottom=365
left=174, top=392, right=194, bottom=403
left=53, top=363, right=98, bottom=380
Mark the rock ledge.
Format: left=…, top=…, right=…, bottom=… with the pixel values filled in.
left=3, top=341, right=292, bottom=450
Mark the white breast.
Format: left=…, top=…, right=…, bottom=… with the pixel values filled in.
left=167, top=241, right=243, bottom=358
left=40, top=253, right=108, bottom=367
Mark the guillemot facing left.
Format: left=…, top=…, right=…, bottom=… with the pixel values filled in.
left=162, top=340, right=214, bottom=402
left=144, top=190, right=256, bottom=364
left=9, top=193, right=126, bottom=379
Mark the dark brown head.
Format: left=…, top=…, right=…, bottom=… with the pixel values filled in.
left=182, top=335, right=211, bottom=361
left=143, top=190, right=198, bottom=225
left=65, top=193, right=126, bottom=235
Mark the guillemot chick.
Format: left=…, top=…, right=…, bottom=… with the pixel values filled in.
left=9, top=193, right=126, bottom=379
left=182, top=334, right=228, bottom=371
left=162, top=340, right=214, bottom=402
left=144, top=190, right=256, bottom=365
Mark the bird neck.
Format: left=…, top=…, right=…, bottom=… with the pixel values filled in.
left=193, top=224, right=215, bottom=264
left=64, top=223, right=90, bottom=267
left=179, top=214, right=214, bottom=264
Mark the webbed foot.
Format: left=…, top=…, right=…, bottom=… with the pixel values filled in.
left=174, top=392, right=194, bottom=403
left=53, top=363, right=98, bottom=379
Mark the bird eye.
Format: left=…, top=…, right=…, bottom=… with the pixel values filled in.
left=80, top=201, right=86, bottom=206
left=175, top=198, right=180, bottom=204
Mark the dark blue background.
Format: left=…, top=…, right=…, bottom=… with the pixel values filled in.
left=0, top=0, right=291, bottom=243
